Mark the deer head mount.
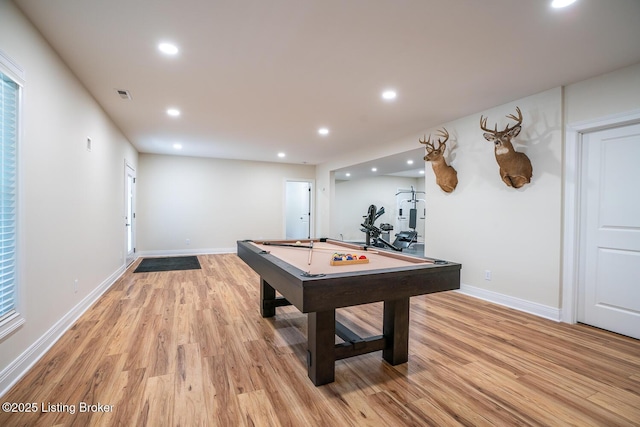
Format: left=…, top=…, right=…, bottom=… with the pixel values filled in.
left=420, top=127, right=458, bottom=193
left=480, top=106, right=533, bottom=188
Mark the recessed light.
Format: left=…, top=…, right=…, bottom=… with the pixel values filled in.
left=278, top=152, right=286, bottom=158
left=382, top=90, right=397, bottom=101
left=318, top=127, right=329, bottom=136
left=371, top=167, right=377, bottom=172
left=158, top=42, right=179, bottom=55
left=173, top=143, right=182, bottom=150
left=551, top=0, right=577, bottom=8
left=167, top=108, right=180, bottom=117
left=407, top=160, right=414, bottom=165
left=346, top=173, right=351, bottom=177
left=419, top=170, right=425, bottom=175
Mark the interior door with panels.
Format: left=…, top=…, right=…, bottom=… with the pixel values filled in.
left=578, top=123, right=640, bottom=339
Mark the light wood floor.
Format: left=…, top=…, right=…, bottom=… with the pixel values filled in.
left=2, top=254, right=639, bottom=426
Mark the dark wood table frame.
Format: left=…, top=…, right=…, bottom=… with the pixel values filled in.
left=237, top=239, right=461, bottom=386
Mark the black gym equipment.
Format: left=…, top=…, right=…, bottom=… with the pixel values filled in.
left=360, top=205, right=403, bottom=251
left=391, top=231, right=418, bottom=250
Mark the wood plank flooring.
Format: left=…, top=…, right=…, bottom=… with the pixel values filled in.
left=1, top=253, right=639, bottom=426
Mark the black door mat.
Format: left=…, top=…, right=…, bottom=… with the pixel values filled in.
left=133, top=256, right=201, bottom=273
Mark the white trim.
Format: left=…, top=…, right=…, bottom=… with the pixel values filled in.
left=562, top=109, right=640, bottom=324
left=0, top=50, right=24, bottom=341
left=0, top=313, right=25, bottom=341
left=568, top=108, right=640, bottom=132
left=124, top=160, right=137, bottom=267
left=0, top=265, right=126, bottom=398
left=0, top=49, right=25, bottom=85
left=457, top=283, right=561, bottom=322
left=561, top=127, right=581, bottom=323
left=136, top=247, right=236, bottom=258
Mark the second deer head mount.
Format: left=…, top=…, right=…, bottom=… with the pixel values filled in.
left=480, top=106, right=533, bottom=189
left=420, top=127, right=458, bottom=193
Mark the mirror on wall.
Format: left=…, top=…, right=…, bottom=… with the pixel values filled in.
left=332, top=148, right=426, bottom=248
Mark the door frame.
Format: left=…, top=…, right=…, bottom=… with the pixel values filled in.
left=283, top=178, right=315, bottom=239
left=562, top=109, right=640, bottom=323
left=124, top=161, right=137, bottom=266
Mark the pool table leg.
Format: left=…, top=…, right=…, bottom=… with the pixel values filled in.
left=260, top=279, right=276, bottom=318
left=307, top=310, right=336, bottom=386
left=383, top=298, right=410, bottom=365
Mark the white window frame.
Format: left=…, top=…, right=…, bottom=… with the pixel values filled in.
left=0, top=49, right=25, bottom=340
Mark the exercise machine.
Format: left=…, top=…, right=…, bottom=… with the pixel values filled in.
left=394, top=186, right=425, bottom=248
left=360, top=205, right=402, bottom=251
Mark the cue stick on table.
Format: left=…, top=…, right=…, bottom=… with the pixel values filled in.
left=308, top=240, right=313, bottom=265
left=262, top=242, right=312, bottom=249
left=259, top=241, right=379, bottom=254
left=306, top=246, right=380, bottom=255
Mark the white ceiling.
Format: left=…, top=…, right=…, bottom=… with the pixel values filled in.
left=14, top=0, right=640, bottom=178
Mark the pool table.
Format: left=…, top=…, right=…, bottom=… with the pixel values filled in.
left=236, top=238, right=461, bottom=385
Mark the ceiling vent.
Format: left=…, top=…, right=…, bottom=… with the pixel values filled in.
left=116, top=89, right=132, bottom=100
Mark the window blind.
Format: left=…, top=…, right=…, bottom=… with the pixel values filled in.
left=0, top=71, right=18, bottom=322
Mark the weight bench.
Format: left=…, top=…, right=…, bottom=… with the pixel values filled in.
left=392, top=231, right=418, bottom=249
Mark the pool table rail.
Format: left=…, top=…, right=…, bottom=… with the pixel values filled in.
left=237, top=238, right=461, bottom=385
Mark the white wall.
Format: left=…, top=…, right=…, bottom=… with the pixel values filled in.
left=137, top=154, right=315, bottom=253
left=0, top=1, right=138, bottom=393
left=424, top=88, right=563, bottom=309
left=334, top=176, right=424, bottom=242
left=565, top=62, right=640, bottom=124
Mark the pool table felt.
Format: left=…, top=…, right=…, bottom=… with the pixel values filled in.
left=250, top=240, right=431, bottom=276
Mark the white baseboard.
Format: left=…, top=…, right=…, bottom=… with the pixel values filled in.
left=0, top=265, right=126, bottom=398
left=137, top=247, right=236, bottom=257
left=457, top=283, right=561, bottom=322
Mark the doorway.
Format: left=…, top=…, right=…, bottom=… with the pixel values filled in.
left=563, top=113, right=640, bottom=339
left=125, top=162, right=136, bottom=266
left=285, top=180, right=312, bottom=239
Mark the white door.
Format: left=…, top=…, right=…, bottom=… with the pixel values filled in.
left=125, top=163, right=137, bottom=266
left=285, top=181, right=311, bottom=239
left=578, top=123, right=640, bottom=339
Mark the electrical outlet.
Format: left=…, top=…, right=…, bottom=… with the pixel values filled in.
left=484, top=270, right=492, bottom=281
left=186, top=238, right=191, bottom=245
left=74, top=279, right=78, bottom=293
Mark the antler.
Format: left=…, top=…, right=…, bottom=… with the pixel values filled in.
left=504, top=106, right=523, bottom=132
left=420, top=128, right=449, bottom=153
left=480, top=107, right=522, bottom=135
left=419, top=134, right=435, bottom=153
left=436, top=127, right=449, bottom=147
left=480, top=115, right=497, bottom=134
